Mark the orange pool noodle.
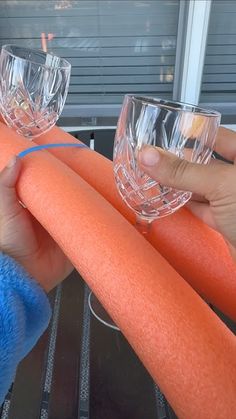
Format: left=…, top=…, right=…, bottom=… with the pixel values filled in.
left=0, top=123, right=236, bottom=418
left=32, top=124, right=236, bottom=321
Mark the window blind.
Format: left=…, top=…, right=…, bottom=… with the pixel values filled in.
left=0, top=0, right=179, bottom=109
left=200, top=0, right=236, bottom=104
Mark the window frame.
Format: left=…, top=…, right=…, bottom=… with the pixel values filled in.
left=63, top=0, right=233, bottom=128
left=173, top=0, right=212, bottom=105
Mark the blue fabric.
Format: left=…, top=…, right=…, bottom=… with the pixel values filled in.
left=0, top=252, right=51, bottom=405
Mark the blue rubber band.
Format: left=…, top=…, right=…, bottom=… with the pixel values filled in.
left=17, top=142, right=88, bottom=158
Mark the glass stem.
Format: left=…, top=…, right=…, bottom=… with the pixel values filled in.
left=135, top=215, right=152, bottom=235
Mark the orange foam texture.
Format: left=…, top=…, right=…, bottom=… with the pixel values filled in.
left=0, top=123, right=236, bottom=417
left=34, top=124, right=236, bottom=321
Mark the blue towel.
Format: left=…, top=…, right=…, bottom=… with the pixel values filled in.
left=0, top=252, right=51, bottom=405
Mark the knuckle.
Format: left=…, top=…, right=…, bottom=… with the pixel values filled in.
left=169, top=157, right=189, bottom=186
left=208, top=165, right=236, bottom=201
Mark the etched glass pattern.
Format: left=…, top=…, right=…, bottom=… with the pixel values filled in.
left=0, top=45, right=71, bottom=139
left=114, top=95, right=221, bottom=220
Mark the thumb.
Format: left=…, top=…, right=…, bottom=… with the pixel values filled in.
left=0, top=156, right=23, bottom=217
left=138, top=146, right=231, bottom=198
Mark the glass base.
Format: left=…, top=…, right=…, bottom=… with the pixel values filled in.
left=135, top=216, right=152, bottom=235
left=88, top=292, right=120, bottom=331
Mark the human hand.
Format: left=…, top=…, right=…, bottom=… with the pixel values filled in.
left=0, top=156, right=73, bottom=291
left=138, top=127, right=236, bottom=253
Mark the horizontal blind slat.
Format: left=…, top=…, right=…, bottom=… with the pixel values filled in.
left=0, top=0, right=179, bottom=109
left=0, top=36, right=176, bottom=48
left=201, top=0, right=236, bottom=106
left=66, top=92, right=173, bottom=105
left=0, top=1, right=178, bottom=18
left=203, top=74, right=236, bottom=82
left=68, top=83, right=173, bottom=93
left=70, top=74, right=173, bottom=84
left=70, top=65, right=173, bottom=77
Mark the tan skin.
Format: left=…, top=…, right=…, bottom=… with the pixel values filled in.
left=138, top=126, right=236, bottom=260
left=0, top=126, right=235, bottom=294
left=0, top=156, right=73, bottom=292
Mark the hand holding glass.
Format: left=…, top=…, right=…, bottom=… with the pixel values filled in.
left=114, top=95, right=221, bottom=232
left=90, top=95, right=221, bottom=329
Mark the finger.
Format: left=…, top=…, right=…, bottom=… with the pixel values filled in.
left=0, top=156, right=23, bottom=217
left=226, top=242, right=236, bottom=263
left=191, top=193, right=208, bottom=204
left=138, top=145, right=234, bottom=199
left=0, top=156, right=21, bottom=187
left=214, top=127, right=236, bottom=161
left=210, top=157, right=227, bottom=166
left=187, top=201, right=217, bottom=230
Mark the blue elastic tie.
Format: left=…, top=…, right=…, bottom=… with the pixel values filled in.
left=17, top=142, right=88, bottom=158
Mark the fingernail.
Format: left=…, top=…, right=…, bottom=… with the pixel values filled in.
left=6, top=156, right=17, bottom=168
left=139, top=147, right=160, bottom=166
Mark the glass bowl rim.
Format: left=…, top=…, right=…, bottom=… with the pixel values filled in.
left=1, top=44, right=71, bottom=71
left=125, top=94, right=221, bottom=118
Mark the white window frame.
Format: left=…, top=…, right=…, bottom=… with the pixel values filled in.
left=173, top=0, right=212, bottom=105
left=61, top=0, right=234, bottom=130
left=173, top=0, right=235, bottom=130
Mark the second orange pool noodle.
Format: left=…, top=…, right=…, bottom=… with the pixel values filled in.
left=0, top=123, right=236, bottom=418
left=31, top=124, right=236, bottom=321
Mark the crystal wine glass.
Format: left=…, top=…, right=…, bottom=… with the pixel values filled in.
left=0, top=45, right=71, bottom=139
left=89, top=95, right=221, bottom=330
